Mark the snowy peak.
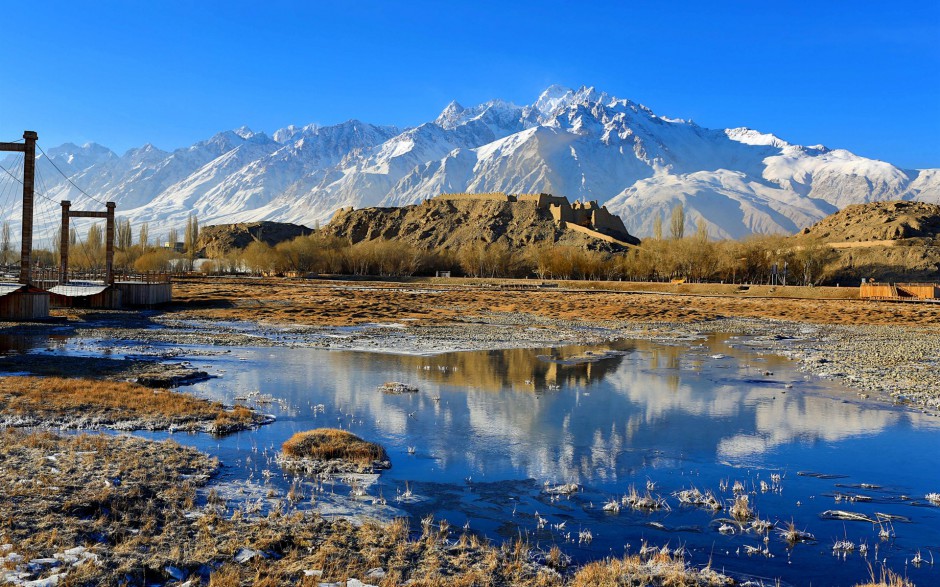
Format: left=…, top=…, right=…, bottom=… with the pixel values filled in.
left=233, top=125, right=256, bottom=139
left=725, top=127, right=790, bottom=148
left=435, top=100, right=466, bottom=129
left=8, top=84, right=937, bottom=240
left=533, top=84, right=575, bottom=116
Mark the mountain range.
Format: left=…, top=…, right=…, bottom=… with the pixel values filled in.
left=3, top=85, right=939, bottom=241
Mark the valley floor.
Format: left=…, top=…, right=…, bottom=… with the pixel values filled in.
left=159, top=276, right=940, bottom=412
left=1, top=275, right=936, bottom=586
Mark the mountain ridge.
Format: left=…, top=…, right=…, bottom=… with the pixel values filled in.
left=3, top=85, right=938, bottom=240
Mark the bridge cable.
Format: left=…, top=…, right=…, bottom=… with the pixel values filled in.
left=36, top=144, right=109, bottom=208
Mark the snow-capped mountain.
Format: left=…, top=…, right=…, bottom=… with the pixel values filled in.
left=3, top=85, right=938, bottom=240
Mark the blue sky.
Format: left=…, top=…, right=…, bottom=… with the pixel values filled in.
left=1, top=1, right=938, bottom=168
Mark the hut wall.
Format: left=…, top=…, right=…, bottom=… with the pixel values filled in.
left=859, top=283, right=898, bottom=298
left=0, top=291, right=50, bottom=320
left=115, top=283, right=172, bottom=306
left=49, top=288, right=122, bottom=309
left=897, top=284, right=940, bottom=299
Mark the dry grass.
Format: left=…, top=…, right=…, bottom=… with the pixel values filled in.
left=282, top=428, right=388, bottom=464
left=0, top=376, right=264, bottom=433
left=0, top=429, right=742, bottom=587
left=853, top=564, right=916, bottom=587
left=570, top=551, right=732, bottom=586
left=167, top=275, right=940, bottom=328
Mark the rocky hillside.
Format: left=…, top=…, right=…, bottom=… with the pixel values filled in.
left=796, top=201, right=940, bottom=284
left=197, top=221, right=312, bottom=253
left=798, top=201, right=940, bottom=242
left=322, top=198, right=636, bottom=252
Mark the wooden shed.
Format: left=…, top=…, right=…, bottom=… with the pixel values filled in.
left=860, top=282, right=939, bottom=300
left=0, top=284, right=50, bottom=320
left=48, top=284, right=122, bottom=309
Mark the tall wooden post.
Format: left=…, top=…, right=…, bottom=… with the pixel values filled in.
left=19, top=131, right=37, bottom=285
left=105, top=202, right=115, bottom=285
left=60, top=201, right=71, bottom=284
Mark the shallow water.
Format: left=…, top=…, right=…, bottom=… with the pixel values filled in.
left=11, top=332, right=940, bottom=585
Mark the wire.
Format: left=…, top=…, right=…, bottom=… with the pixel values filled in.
left=36, top=144, right=108, bottom=207
left=0, top=160, right=22, bottom=185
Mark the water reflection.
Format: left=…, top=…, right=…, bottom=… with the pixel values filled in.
left=13, top=331, right=939, bottom=586
left=390, top=343, right=632, bottom=392
left=195, top=338, right=930, bottom=489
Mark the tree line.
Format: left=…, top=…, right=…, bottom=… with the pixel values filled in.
left=208, top=229, right=836, bottom=286
left=1, top=206, right=837, bottom=286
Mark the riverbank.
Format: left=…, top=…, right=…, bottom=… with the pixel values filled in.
left=0, top=376, right=270, bottom=434
left=0, top=277, right=934, bottom=586
left=3, top=276, right=938, bottom=412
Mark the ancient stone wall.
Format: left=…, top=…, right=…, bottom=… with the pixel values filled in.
left=430, top=192, right=636, bottom=244
left=435, top=192, right=515, bottom=202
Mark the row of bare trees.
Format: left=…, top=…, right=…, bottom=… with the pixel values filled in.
left=0, top=214, right=200, bottom=275
left=2, top=208, right=837, bottom=285
left=202, top=229, right=836, bottom=286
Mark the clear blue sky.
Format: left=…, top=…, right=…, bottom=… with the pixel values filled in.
left=1, top=1, right=938, bottom=168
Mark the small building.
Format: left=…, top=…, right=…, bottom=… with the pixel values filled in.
left=860, top=282, right=940, bottom=300
left=0, top=283, right=50, bottom=320
left=48, top=283, right=121, bottom=309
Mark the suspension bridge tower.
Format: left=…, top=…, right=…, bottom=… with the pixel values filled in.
left=0, top=130, right=38, bottom=285
left=0, top=130, right=48, bottom=319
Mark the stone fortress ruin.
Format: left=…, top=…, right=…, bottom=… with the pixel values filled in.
left=433, top=192, right=637, bottom=246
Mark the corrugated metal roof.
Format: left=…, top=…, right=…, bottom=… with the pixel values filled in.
left=0, top=283, right=24, bottom=297
left=48, top=284, right=110, bottom=297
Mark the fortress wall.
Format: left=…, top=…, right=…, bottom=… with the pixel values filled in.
left=428, top=192, right=635, bottom=243
left=549, top=203, right=572, bottom=224
left=563, top=222, right=636, bottom=247
left=435, top=192, right=515, bottom=202
left=517, top=193, right=570, bottom=207
left=592, top=207, right=630, bottom=236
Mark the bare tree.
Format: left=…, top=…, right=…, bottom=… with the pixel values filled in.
left=138, top=222, right=149, bottom=250
left=0, top=221, right=11, bottom=266
left=116, top=218, right=132, bottom=250
left=652, top=214, right=663, bottom=240
left=695, top=217, right=708, bottom=242
left=670, top=203, right=685, bottom=240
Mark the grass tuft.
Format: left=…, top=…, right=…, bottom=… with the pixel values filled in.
left=281, top=428, right=388, bottom=465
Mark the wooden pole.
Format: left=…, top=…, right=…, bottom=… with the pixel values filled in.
left=105, top=202, right=115, bottom=285
left=19, top=131, right=37, bottom=285
left=60, top=200, right=70, bottom=285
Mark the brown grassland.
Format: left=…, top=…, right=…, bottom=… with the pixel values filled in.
left=166, top=275, right=940, bottom=328
left=0, top=376, right=262, bottom=434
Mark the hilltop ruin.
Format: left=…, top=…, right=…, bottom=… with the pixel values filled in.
left=326, top=193, right=638, bottom=251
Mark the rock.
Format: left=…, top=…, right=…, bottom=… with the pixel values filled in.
left=23, top=573, right=66, bottom=587
left=377, top=381, right=419, bottom=394
left=234, top=547, right=262, bottom=564
left=165, top=565, right=187, bottom=581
